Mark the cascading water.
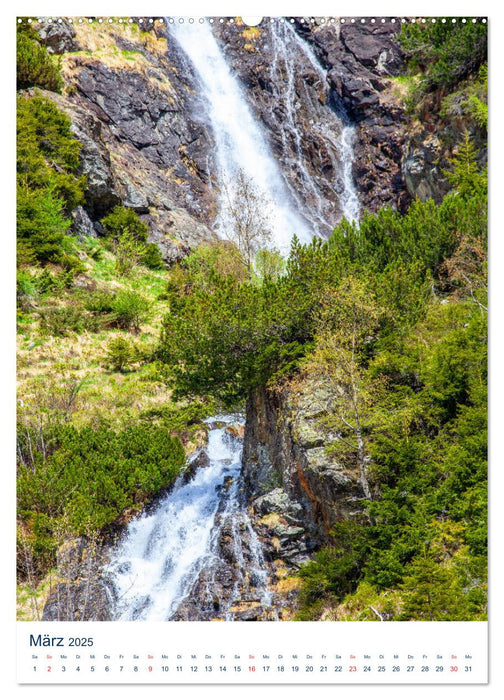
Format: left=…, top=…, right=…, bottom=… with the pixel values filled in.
left=169, top=19, right=314, bottom=253
left=170, top=18, right=360, bottom=248
left=270, top=21, right=360, bottom=225
left=268, top=24, right=328, bottom=237
left=108, top=416, right=275, bottom=621
left=107, top=20, right=363, bottom=622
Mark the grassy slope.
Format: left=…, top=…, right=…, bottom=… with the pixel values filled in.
left=18, top=243, right=169, bottom=426
left=16, top=237, right=211, bottom=620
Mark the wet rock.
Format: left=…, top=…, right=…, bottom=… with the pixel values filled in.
left=172, top=494, right=278, bottom=621
left=228, top=604, right=268, bottom=621
left=214, top=21, right=356, bottom=231
left=296, top=19, right=409, bottom=214
left=225, top=423, right=246, bottom=439
left=182, top=447, right=210, bottom=483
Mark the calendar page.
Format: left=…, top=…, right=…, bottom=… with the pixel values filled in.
left=14, top=0, right=490, bottom=691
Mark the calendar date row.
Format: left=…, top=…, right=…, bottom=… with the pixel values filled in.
left=33, top=663, right=473, bottom=674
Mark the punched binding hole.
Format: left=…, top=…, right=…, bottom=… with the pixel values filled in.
left=242, top=17, right=263, bottom=26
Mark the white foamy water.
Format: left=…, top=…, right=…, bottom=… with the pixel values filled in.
left=170, top=19, right=314, bottom=252
left=282, top=22, right=360, bottom=224
left=108, top=416, right=272, bottom=621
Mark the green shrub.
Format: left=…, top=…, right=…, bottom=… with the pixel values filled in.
left=253, top=247, right=286, bottom=282
left=39, top=305, right=98, bottom=336
left=17, top=26, right=63, bottom=92
left=17, top=422, right=186, bottom=575
left=143, top=242, right=165, bottom=270
left=17, top=185, right=71, bottom=265
left=17, top=514, right=58, bottom=581
left=59, top=253, right=86, bottom=275
left=81, top=289, right=149, bottom=332
left=101, top=206, right=164, bottom=273
left=83, top=290, right=117, bottom=314
left=105, top=337, right=136, bottom=372
left=111, top=289, right=149, bottom=332
left=101, top=206, right=149, bottom=242
left=114, top=231, right=146, bottom=276
left=399, top=19, right=487, bottom=95
left=17, top=95, right=84, bottom=206
left=34, top=267, right=73, bottom=295
left=17, top=94, right=85, bottom=267
left=16, top=270, right=39, bottom=309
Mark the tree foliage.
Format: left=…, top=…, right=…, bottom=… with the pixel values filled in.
left=399, top=18, right=487, bottom=94
left=17, top=94, right=85, bottom=265
left=444, top=131, right=487, bottom=198
left=101, top=205, right=164, bottom=273
left=159, top=153, right=486, bottom=408
left=157, top=137, right=487, bottom=621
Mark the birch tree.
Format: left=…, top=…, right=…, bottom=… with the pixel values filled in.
left=221, top=169, right=273, bottom=279
left=306, top=277, right=384, bottom=500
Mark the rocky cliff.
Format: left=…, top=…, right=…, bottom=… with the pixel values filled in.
left=37, top=19, right=217, bottom=263
left=214, top=18, right=409, bottom=223
left=292, top=19, right=410, bottom=213
left=243, top=379, right=369, bottom=565
left=34, top=17, right=480, bottom=256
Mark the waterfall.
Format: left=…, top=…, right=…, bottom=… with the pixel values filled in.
left=269, top=23, right=329, bottom=237
left=108, top=416, right=274, bottom=621
left=275, top=21, right=361, bottom=224
left=169, top=19, right=360, bottom=249
left=106, top=22, right=364, bottom=620
left=169, top=20, right=314, bottom=253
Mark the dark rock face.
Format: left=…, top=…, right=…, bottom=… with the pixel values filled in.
left=36, top=19, right=216, bottom=262
left=214, top=19, right=410, bottom=219
left=33, top=17, right=480, bottom=260
left=243, top=381, right=367, bottom=551
left=71, top=205, right=98, bottom=239
left=297, top=19, right=410, bottom=213
left=214, top=21, right=354, bottom=232
left=42, top=537, right=112, bottom=621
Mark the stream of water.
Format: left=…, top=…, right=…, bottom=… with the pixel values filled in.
left=170, top=19, right=314, bottom=252
left=108, top=21, right=362, bottom=620
left=108, top=416, right=273, bottom=621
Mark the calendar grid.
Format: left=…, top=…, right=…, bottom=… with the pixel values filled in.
left=17, top=621, right=488, bottom=684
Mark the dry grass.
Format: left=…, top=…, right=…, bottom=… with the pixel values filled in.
left=60, top=19, right=174, bottom=95
left=17, top=244, right=173, bottom=429
left=258, top=512, right=283, bottom=528
left=273, top=576, right=302, bottom=595
left=380, top=75, right=419, bottom=110
left=16, top=571, right=54, bottom=621
left=242, top=27, right=261, bottom=41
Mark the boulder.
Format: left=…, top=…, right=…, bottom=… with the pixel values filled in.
left=42, top=537, right=111, bottom=621
left=37, top=20, right=77, bottom=54
left=71, top=205, right=97, bottom=239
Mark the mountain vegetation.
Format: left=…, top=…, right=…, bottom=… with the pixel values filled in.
left=16, top=17, right=487, bottom=622
left=158, top=144, right=487, bottom=621
left=399, top=18, right=487, bottom=97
